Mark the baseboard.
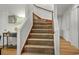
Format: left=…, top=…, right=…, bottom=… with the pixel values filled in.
left=60, top=36, right=71, bottom=45
left=60, top=36, right=79, bottom=49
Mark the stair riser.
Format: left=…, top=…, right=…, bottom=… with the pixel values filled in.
left=29, top=35, right=54, bottom=39
left=33, top=23, right=52, bottom=25
left=33, top=19, right=53, bottom=22
left=33, top=19, right=43, bottom=21
left=31, top=30, right=54, bottom=33
left=27, top=40, right=54, bottom=46
left=33, top=19, right=49, bottom=22
left=24, top=48, right=54, bottom=54
left=33, top=26, right=53, bottom=29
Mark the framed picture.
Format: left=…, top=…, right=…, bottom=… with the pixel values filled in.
left=8, top=15, right=17, bottom=24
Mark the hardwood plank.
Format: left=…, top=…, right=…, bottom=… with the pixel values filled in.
left=60, top=37, right=79, bottom=55
left=1, top=48, right=16, bottom=55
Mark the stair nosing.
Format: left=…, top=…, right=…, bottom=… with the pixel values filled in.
left=33, top=21, right=52, bottom=23
left=32, top=29, right=53, bottom=30
left=28, top=38, right=54, bottom=41
left=22, top=52, right=44, bottom=55
left=30, top=33, right=53, bottom=35
left=22, top=52, right=52, bottom=55
left=25, top=45, right=53, bottom=49
left=33, top=25, right=52, bottom=26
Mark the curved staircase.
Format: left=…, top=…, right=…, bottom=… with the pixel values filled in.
left=22, top=13, right=54, bottom=55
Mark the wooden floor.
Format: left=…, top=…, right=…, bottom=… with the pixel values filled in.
left=60, top=37, right=79, bottom=55
left=1, top=48, right=16, bottom=55
left=1, top=37, right=79, bottom=55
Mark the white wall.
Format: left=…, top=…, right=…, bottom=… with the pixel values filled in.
left=33, top=4, right=53, bottom=20
left=57, top=16, right=62, bottom=36
left=0, top=5, right=26, bottom=32
left=0, top=4, right=26, bottom=46
left=36, top=4, right=53, bottom=11
left=61, top=8, right=71, bottom=41
left=60, top=5, right=79, bottom=48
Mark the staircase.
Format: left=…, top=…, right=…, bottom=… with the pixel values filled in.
left=22, top=13, right=54, bottom=55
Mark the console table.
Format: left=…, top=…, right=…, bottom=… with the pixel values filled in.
left=0, top=47, right=2, bottom=55
left=3, top=32, right=17, bottom=48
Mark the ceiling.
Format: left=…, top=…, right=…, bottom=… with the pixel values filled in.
left=57, top=4, right=73, bottom=17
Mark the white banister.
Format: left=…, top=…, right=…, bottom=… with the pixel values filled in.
left=17, top=17, right=33, bottom=55
left=17, top=5, right=33, bottom=55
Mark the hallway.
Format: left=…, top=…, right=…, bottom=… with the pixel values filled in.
left=0, top=4, right=79, bottom=55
